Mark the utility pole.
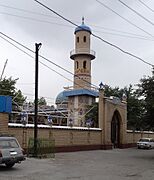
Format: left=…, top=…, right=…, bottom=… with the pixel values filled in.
left=0, top=59, right=8, bottom=81
left=34, top=43, right=42, bottom=157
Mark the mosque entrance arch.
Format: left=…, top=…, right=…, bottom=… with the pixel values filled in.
left=111, top=110, right=121, bottom=148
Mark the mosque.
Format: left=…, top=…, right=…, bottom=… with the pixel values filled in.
left=54, top=19, right=129, bottom=148
left=55, top=18, right=98, bottom=127
left=1, top=19, right=153, bottom=151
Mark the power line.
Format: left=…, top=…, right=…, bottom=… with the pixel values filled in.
left=0, top=31, right=98, bottom=96
left=0, top=3, right=150, bottom=39
left=0, top=4, right=58, bottom=19
left=0, top=33, right=75, bottom=84
left=92, top=33, right=154, bottom=67
left=0, top=31, right=98, bottom=89
left=33, top=0, right=154, bottom=67
left=0, top=35, right=34, bottom=58
left=34, top=0, right=78, bottom=27
left=118, top=0, right=154, bottom=26
left=94, top=29, right=154, bottom=42
left=0, top=12, right=73, bottom=29
left=1, top=5, right=154, bottom=40
left=91, top=24, right=153, bottom=38
left=0, top=31, right=94, bottom=87
left=138, top=0, right=154, bottom=12
left=1, top=11, right=154, bottom=42
left=96, top=0, right=153, bottom=37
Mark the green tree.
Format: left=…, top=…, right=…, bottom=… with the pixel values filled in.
left=137, top=69, right=154, bottom=130
left=34, top=97, right=47, bottom=106
left=85, top=102, right=98, bottom=127
left=85, top=84, right=145, bottom=130
left=0, top=77, right=26, bottom=109
left=39, top=97, right=47, bottom=106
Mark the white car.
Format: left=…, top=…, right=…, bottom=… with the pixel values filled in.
left=0, top=136, right=25, bottom=168
left=137, top=138, right=154, bottom=149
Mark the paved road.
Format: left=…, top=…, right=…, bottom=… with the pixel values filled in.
left=0, top=148, right=154, bottom=180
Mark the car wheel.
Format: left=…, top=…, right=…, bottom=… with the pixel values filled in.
left=149, top=145, right=152, bottom=149
left=5, top=162, right=15, bottom=168
left=137, top=146, right=140, bottom=149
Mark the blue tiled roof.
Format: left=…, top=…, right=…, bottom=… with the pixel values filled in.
left=55, top=91, right=68, bottom=104
left=63, top=89, right=98, bottom=97
left=75, top=24, right=92, bottom=34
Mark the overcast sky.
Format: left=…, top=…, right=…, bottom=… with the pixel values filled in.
left=0, top=0, right=154, bottom=105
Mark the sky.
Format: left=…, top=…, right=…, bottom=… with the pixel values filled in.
left=0, top=0, right=154, bottom=105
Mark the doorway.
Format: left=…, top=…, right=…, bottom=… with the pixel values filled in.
left=111, top=111, right=121, bottom=148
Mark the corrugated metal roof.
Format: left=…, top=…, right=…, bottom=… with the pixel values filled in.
left=63, top=89, right=99, bottom=97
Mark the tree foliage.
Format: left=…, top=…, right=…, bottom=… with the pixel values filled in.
left=0, top=77, right=26, bottom=109
left=136, top=70, right=154, bottom=130
left=85, top=102, right=98, bottom=127
left=85, top=84, right=146, bottom=130
left=34, top=97, right=47, bottom=106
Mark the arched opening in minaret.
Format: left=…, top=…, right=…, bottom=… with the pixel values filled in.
left=77, top=36, right=79, bottom=43
left=83, top=36, right=86, bottom=42
left=83, top=61, right=86, bottom=69
left=76, top=61, right=79, bottom=69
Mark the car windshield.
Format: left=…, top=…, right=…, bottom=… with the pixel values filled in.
left=0, top=139, right=19, bottom=149
left=139, top=139, right=150, bottom=142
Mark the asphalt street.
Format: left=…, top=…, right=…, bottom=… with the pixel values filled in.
left=0, top=148, right=154, bottom=180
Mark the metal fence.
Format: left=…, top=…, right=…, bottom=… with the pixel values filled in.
left=27, top=137, right=55, bottom=158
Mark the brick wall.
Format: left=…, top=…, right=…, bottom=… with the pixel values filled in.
left=0, top=113, right=8, bottom=134
left=8, top=124, right=102, bottom=151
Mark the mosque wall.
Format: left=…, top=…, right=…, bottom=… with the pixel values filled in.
left=0, top=113, right=8, bottom=134
left=1, top=112, right=154, bottom=152
left=7, top=124, right=154, bottom=151
left=8, top=125, right=102, bottom=152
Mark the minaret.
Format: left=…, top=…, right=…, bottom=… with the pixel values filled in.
left=70, top=17, right=95, bottom=90
left=64, top=18, right=98, bottom=127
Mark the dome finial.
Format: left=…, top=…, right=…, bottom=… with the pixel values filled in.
left=82, top=16, right=84, bottom=25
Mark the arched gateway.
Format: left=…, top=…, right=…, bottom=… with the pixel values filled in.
left=99, top=88, right=127, bottom=149
left=111, top=110, right=121, bottom=148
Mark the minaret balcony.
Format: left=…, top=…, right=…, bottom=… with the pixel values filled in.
left=70, top=48, right=96, bottom=60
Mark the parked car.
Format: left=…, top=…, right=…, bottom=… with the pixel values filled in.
left=137, top=138, right=154, bottom=149
left=0, top=135, right=25, bottom=168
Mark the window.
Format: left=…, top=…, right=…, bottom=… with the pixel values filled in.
left=83, top=36, right=86, bottom=42
left=76, top=61, right=79, bottom=69
left=77, top=37, right=79, bottom=43
left=0, top=139, right=19, bottom=149
left=83, top=61, right=86, bottom=69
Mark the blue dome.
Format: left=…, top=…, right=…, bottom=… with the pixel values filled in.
left=75, top=24, right=92, bottom=34
left=55, top=91, right=68, bottom=104
left=75, top=18, right=91, bottom=34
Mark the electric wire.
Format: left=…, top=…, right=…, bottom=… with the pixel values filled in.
left=1, top=4, right=154, bottom=40
left=0, top=4, right=58, bottom=19
left=0, top=4, right=152, bottom=39
left=33, top=0, right=154, bottom=67
left=0, top=12, right=73, bottom=29
left=94, top=29, right=154, bottom=41
left=138, top=0, right=154, bottom=12
left=0, top=31, right=98, bottom=89
left=96, top=0, right=153, bottom=37
left=1, top=11, right=154, bottom=42
left=0, top=34, right=75, bottom=84
left=0, top=32, right=98, bottom=96
left=118, top=0, right=154, bottom=26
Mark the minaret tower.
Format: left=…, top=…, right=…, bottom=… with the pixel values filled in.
left=70, top=17, right=95, bottom=90
left=64, top=18, right=98, bottom=127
